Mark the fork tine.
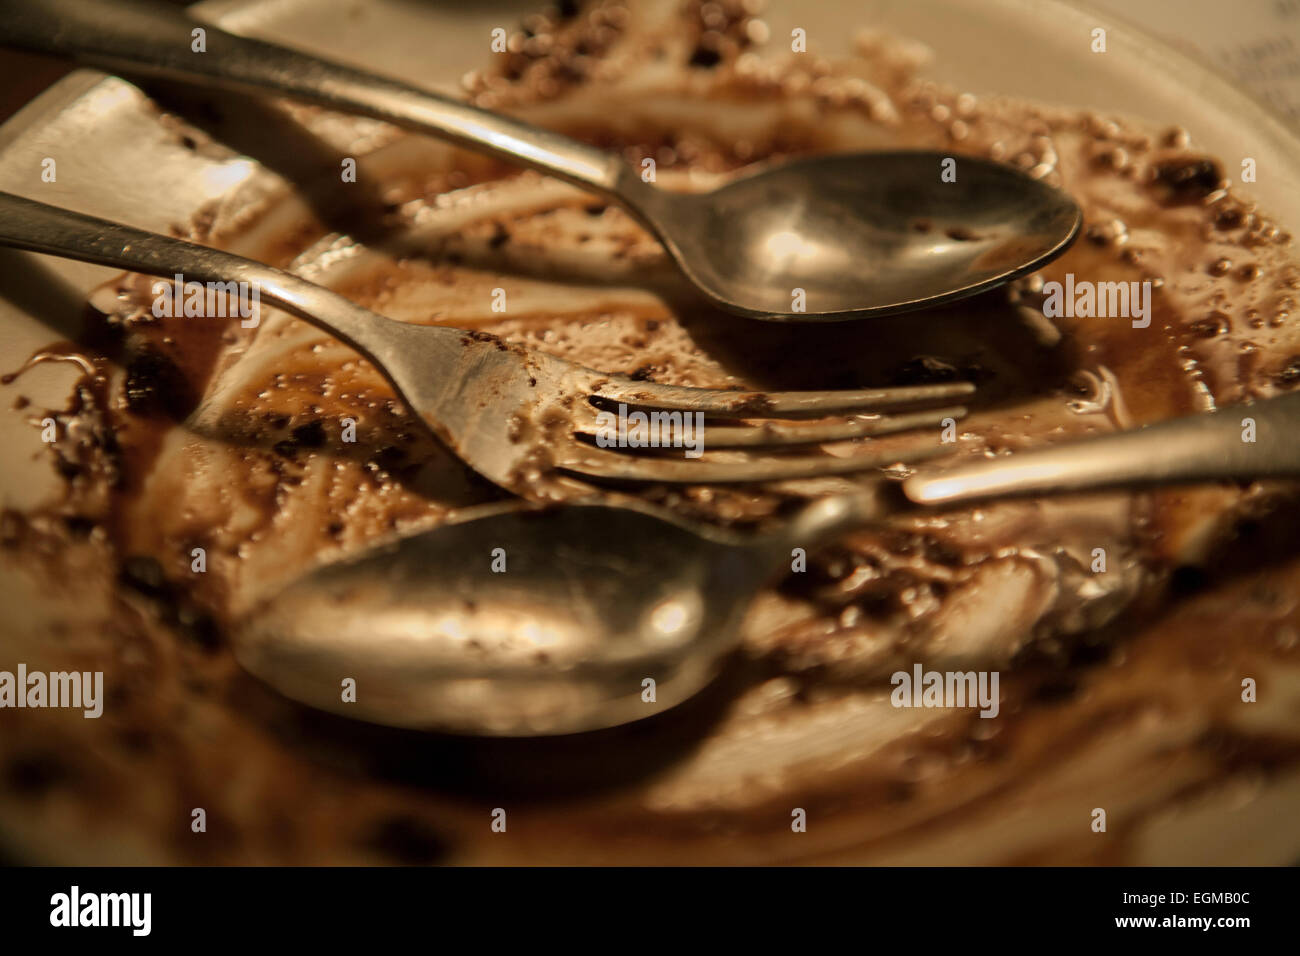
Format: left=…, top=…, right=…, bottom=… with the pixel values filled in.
left=556, top=442, right=953, bottom=484
left=589, top=379, right=975, bottom=419
left=573, top=405, right=967, bottom=448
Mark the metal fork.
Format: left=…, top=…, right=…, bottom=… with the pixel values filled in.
left=0, top=192, right=971, bottom=495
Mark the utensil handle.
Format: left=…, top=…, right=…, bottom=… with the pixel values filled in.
left=0, top=0, right=627, bottom=196
left=904, top=394, right=1300, bottom=505
left=0, top=190, right=436, bottom=359
left=764, top=395, right=1300, bottom=563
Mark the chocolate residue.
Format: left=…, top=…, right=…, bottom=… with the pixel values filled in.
left=3, top=0, right=1300, bottom=865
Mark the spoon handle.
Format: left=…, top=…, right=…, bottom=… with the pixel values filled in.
left=763, top=393, right=1300, bottom=560
left=905, top=393, right=1300, bottom=504
left=0, top=0, right=628, bottom=197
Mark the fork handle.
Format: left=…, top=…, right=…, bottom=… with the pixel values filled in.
left=904, top=393, right=1300, bottom=504
left=0, top=0, right=627, bottom=197
left=0, top=190, right=451, bottom=361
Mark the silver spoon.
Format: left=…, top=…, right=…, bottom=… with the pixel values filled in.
left=236, top=390, right=1300, bottom=736
left=0, top=0, right=1081, bottom=320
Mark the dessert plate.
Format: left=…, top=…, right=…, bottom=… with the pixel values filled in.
left=1, top=0, right=1298, bottom=865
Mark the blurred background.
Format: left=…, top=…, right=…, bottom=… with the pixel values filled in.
left=1, top=0, right=1297, bottom=128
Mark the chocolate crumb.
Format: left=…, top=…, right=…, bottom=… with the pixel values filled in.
left=124, top=347, right=193, bottom=417
left=120, top=555, right=169, bottom=598
left=1189, top=311, right=1231, bottom=338
left=62, top=515, right=96, bottom=538
left=1214, top=206, right=1245, bottom=230
left=689, top=45, right=722, bottom=68
left=1276, top=355, right=1300, bottom=388
left=892, top=356, right=961, bottom=385
left=291, top=420, right=327, bottom=448
left=176, top=605, right=222, bottom=651
left=1152, top=157, right=1223, bottom=201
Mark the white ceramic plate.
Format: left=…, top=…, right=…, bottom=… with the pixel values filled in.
left=2, top=0, right=1299, bottom=864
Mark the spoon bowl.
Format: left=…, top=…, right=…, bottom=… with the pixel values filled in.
left=635, top=150, right=1082, bottom=319
left=234, top=500, right=821, bottom=735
